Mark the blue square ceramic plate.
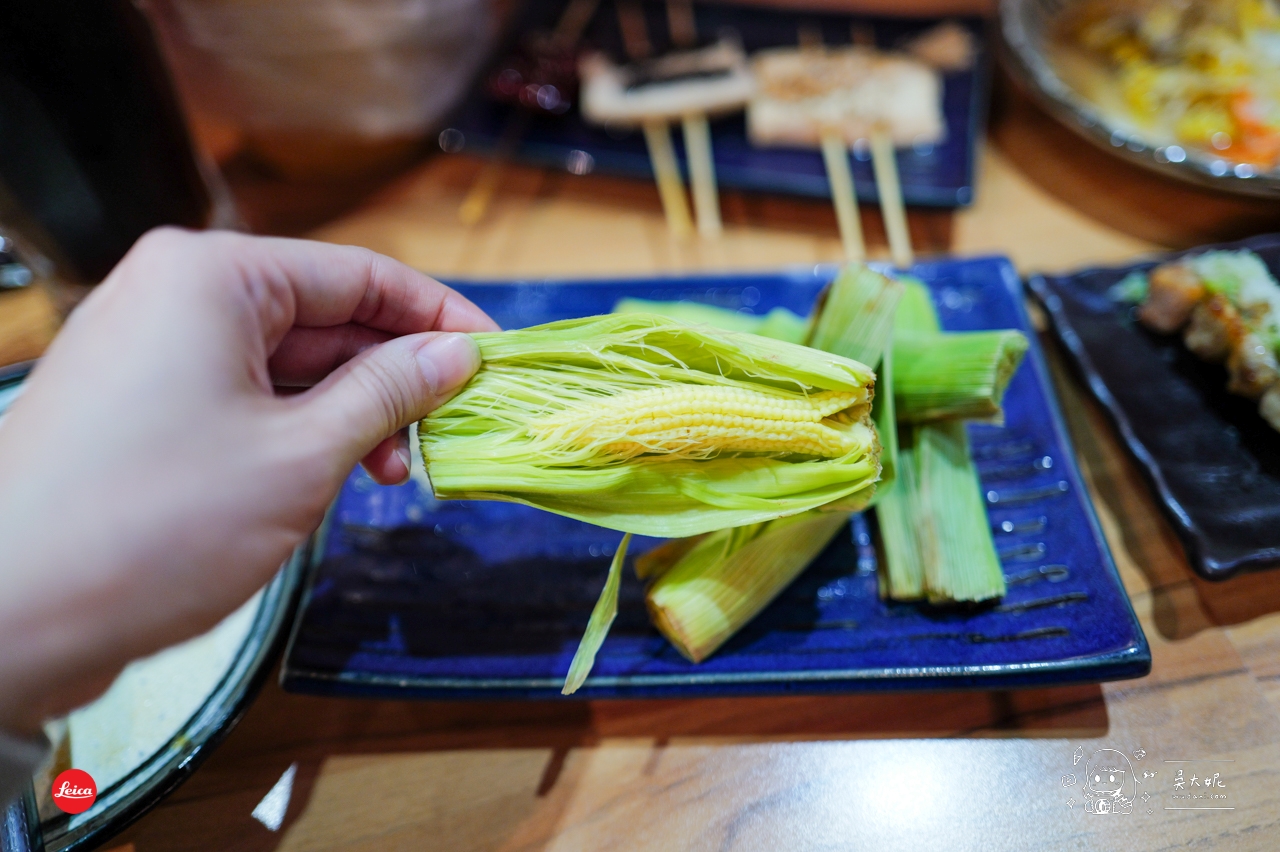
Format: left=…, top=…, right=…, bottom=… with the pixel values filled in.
left=280, top=257, right=1150, bottom=698
left=441, top=1, right=988, bottom=207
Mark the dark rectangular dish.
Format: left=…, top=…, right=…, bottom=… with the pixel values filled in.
left=280, top=257, right=1149, bottom=698
left=1028, top=234, right=1280, bottom=579
left=442, top=0, right=988, bottom=207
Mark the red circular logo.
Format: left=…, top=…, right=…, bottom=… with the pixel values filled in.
left=51, top=769, right=97, bottom=814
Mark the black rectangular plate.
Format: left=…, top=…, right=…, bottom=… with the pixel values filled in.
left=1027, top=234, right=1280, bottom=579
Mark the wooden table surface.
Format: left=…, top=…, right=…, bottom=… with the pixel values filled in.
left=9, top=80, right=1280, bottom=851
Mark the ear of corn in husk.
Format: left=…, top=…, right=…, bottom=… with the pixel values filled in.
left=616, top=267, right=906, bottom=491
left=419, top=313, right=881, bottom=538
left=641, top=265, right=902, bottom=660
left=645, top=511, right=849, bottom=661
left=551, top=312, right=874, bottom=689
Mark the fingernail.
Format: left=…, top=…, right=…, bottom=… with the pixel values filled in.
left=395, top=444, right=412, bottom=485
left=415, top=333, right=480, bottom=397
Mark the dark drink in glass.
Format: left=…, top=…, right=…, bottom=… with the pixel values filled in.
left=0, top=0, right=211, bottom=283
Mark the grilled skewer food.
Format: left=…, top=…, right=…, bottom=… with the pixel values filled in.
left=748, top=46, right=944, bottom=149
left=1136, top=262, right=1204, bottom=333
left=1128, top=249, right=1280, bottom=430
left=578, top=38, right=754, bottom=125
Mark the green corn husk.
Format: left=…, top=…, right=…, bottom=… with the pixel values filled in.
left=809, top=266, right=904, bottom=492
left=613, top=265, right=908, bottom=361
left=916, top=421, right=1005, bottom=603
left=613, top=297, right=810, bottom=343
left=562, top=533, right=631, bottom=694
left=645, top=511, right=849, bottom=662
left=870, top=343, right=899, bottom=495
left=894, top=330, right=1029, bottom=424
left=875, top=435, right=925, bottom=600
left=419, top=313, right=881, bottom=538
left=875, top=280, right=1006, bottom=604
left=891, top=278, right=1027, bottom=425
left=807, top=265, right=906, bottom=368
left=634, top=534, right=706, bottom=581
left=896, top=277, right=941, bottom=333
left=876, top=280, right=938, bottom=601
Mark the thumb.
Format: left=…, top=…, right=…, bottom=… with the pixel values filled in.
left=301, top=331, right=480, bottom=467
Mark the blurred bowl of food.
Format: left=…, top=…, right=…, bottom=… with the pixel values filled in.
left=1001, top=0, right=1280, bottom=197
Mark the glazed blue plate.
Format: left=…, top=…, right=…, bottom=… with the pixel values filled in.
left=441, top=1, right=988, bottom=207
left=280, top=257, right=1150, bottom=698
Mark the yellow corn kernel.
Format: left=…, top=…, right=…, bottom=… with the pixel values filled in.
left=532, top=385, right=868, bottom=460
left=1119, top=61, right=1163, bottom=120
left=1176, top=99, right=1236, bottom=147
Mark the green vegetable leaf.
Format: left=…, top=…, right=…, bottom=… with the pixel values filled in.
left=562, top=533, right=632, bottom=695
left=1107, top=271, right=1149, bottom=304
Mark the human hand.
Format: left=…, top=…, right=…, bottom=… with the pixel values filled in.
left=0, top=229, right=497, bottom=734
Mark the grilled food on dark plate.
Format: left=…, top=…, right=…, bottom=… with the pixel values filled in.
left=1121, top=248, right=1280, bottom=430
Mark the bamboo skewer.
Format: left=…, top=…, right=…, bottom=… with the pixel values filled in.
left=801, top=30, right=864, bottom=262
left=819, top=131, right=865, bottom=262
left=682, top=114, right=721, bottom=237
left=552, top=0, right=603, bottom=50
left=668, top=0, right=721, bottom=238
left=615, top=0, right=695, bottom=238
left=615, top=0, right=652, bottom=60
left=458, top=166, right=502, bottom=226
left=459, top=0, right=600, bottom=225
left=666, top=0, right=698, bottom=49
left=853, top=19, right=912, bottom=267
left=643, top=119, right=695, bottom=237
left=795, top=28, right=915, bottom=267
left=459, top=110, right=531, bottom=226
left=870, top=129, right=913, bottom=268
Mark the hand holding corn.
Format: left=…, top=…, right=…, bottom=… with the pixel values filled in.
left=0, top=230, right=496, bottom=738
left=418, top=313, right=884, bottom=537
